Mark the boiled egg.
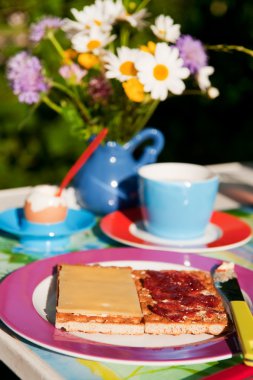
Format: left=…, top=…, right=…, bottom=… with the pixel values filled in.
left=24, top=185, right=68, bottom=224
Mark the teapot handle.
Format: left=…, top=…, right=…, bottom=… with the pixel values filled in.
left=123, top=128, right=164, bottom=168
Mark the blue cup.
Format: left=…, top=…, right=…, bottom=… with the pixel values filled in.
left=138, top=163, right=219, bottom=240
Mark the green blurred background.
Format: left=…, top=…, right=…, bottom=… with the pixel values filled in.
left=0, top=0, right=253, bottom=189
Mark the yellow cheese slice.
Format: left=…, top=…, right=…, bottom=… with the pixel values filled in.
left=56, top=264, right=143, bottom=317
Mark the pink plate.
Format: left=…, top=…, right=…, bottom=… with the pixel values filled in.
left=100, top=208, right=252, bottom=252
left=0, top=248, right=250, bottom=365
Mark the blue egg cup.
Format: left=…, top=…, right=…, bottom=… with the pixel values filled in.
left=0, top=207, right=96, bottom=253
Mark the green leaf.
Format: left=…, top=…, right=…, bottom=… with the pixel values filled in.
left=60, top=101, right=85, bottom=137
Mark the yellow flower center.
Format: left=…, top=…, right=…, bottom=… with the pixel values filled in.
left=158, top=29, right=166, bottom=36
left=122, top=78, right=145, bottom=102
left=78, top=53, right=100, bottom=69
left=94, top=19, right=102, bottom=26
left=153, top=64, right=169, bottom=81
left=87, top=39, right=101, bottom=50
left=119, top=61, right=137, bottom=76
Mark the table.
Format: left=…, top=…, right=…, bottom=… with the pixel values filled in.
left=1, top=162, right=253, bottom=380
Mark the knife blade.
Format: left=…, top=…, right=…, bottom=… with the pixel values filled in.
left=213, top=262, right=253, bottom=366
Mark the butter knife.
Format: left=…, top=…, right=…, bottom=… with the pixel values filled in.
left=213, top=262, right=253, bottom=366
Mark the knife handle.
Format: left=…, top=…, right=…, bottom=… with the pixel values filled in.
left=231, top=300, right=253, bottom=366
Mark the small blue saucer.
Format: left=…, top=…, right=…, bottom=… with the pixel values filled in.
left=0, top=207, right=96, bottom=253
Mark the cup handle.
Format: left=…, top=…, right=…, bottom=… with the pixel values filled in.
left=123, top=128, right=164, bottom=168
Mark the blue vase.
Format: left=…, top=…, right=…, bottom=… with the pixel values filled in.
left=74, top=128, right=164, bottom=215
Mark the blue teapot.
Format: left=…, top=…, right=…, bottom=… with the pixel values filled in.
left=74, top=128, right=164, bottom=215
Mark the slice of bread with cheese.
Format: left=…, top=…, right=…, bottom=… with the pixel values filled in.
left=55, top=264, right=144, bottom=334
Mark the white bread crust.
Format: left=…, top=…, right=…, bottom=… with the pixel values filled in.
left=145, top=322, right=226, bottom=336
left=55, top=321, right=144, bottom=335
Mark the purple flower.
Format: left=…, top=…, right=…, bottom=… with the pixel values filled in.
left=88, top=76, right=112, bottom=103
left=6, top=51, right=49, bottom=104
left=176, top=35, right=208, bottom=74
left=59, top=63, right=87, bottom=84
left=30, top=16, right=63, bottom=43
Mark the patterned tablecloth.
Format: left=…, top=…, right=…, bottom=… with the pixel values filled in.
left=1, top=206, right=253, bottom=380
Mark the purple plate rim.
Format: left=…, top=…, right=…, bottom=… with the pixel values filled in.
left=0, top=247, right=247, bottom=365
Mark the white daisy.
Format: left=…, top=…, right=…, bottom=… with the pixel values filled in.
left=196, top=66, right=214, bottom=91
left=62, top=4, right=113, bottom=37
left=71, top=27, right=115, bottom=54
left=151, top=15, right=181, bottom=43
left=104, top=47, right=140, bottom=82
left=95, top=0, right=124, bottom=22
left=135, top=43, right=190, bottom=100
left=118, top=8, right=149, bottom=29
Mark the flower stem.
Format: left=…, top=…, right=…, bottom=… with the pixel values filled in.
left=18, top=102, right=40, bottom=129
left=51, top=81, right=91, bottom=122
left=72, top=96, right=91, bottom=122
left=51, top=81, right=77, bottom=98
left=120, top=25, right=130, bottom=46
left=132, top=99, right=160, bottom=134
left=207, top=44, right=253, bottom=57
left=47, top=31, right=66, bottom=59
left=41, top=95, right=62, bottom=113
left=135, top=0, right=151, bottom=11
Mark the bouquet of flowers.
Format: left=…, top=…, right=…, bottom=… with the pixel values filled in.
left=6, top=0, right=246, bottom=144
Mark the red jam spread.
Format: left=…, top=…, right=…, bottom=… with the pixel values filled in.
left=144, top=270, right=220, bottom=322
